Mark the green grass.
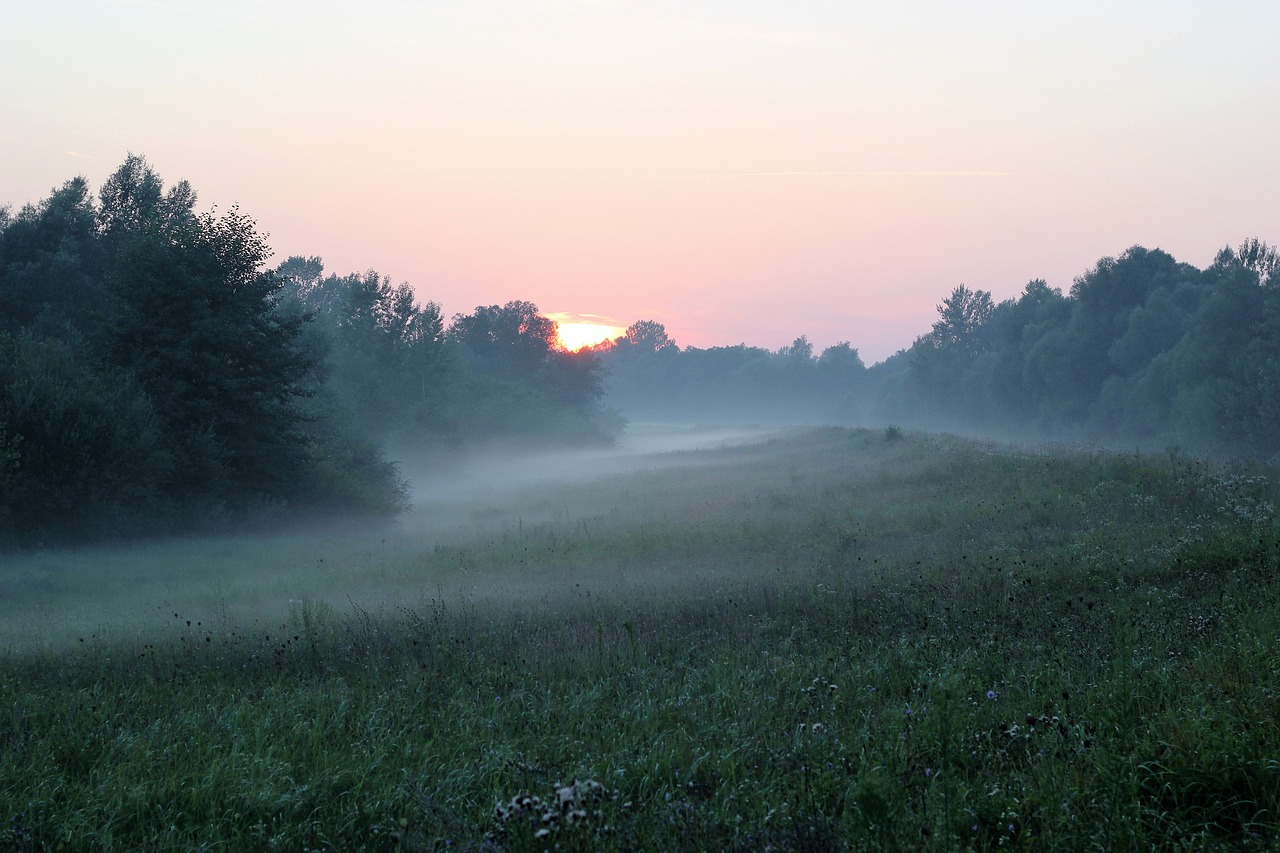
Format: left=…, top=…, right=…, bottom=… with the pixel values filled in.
left=3, top=427, right=1280, bottom=850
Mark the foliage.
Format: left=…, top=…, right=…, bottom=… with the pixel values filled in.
left=600, top=322, right=867, bottom=425
left=102, top=164, right=315, bottom=507
left=276, top=259, right=457, bottom=444
left=869, top=240, right=1280, bottom=458
left=0, top=329, right=171, bottom=544
left=446, top=300, right=614, bottom=444
left=0, top=176, right=108, bottom=339
left=273, top=266, right=618, bottom=451
left=598, top=239, right=1280, bottom=459
left=620, top=318, right=676, bottom=352
left=0, top=156, right=409, bottom=545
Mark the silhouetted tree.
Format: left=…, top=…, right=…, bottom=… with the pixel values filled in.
left=908, top=284, right=995, bottom=400
left=0, top=177, right=108, bottom=338
left=778, top=335, right=814, bottom=361
left=102, top=159, right=315, bottom=506
left=621, top=319, right=676, bottom=352
left=449, top=301, right=559, bottom=381
left=818, top=342, right=864, bottom=372
left=1235, top=237, right=1280, bottom=286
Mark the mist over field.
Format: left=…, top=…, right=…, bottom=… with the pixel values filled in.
left=399, top=424, right=777, bottom=506
left=0, top=425, right=778, bottom=651
left=4, top=423, right=1280, bottom=848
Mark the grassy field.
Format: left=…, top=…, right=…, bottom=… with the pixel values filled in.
left=3, top=426, right=1280, bottom=850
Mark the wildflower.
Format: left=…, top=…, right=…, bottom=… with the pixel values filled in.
left=987, top=690, right=997, bottom=700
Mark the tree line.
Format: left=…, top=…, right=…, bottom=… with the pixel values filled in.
left=0, top=156, right=614, bottom=546
left=596, top=241, right=1280, bottom=458
left=6, top=155, right=1275, bottom=544
left=873, top=241, right=1280, bottom=455
left=595, top=320, right=867, bottom=425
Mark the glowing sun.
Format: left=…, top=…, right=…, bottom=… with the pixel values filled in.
left=547, top=313, right=626, bottom=351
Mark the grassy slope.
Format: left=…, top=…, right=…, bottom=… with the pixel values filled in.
left=3, top=427, right=1280, bottom=850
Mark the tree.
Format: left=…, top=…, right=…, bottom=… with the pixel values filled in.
left=277, top=258, right=459, bottom=442
left=1235, top=237, right=1280, bottom=286
left=102, top=156, right=316, bottom=506
left=907, top=284, right=995, bottom=404
left=97, top=153, right=198, bottom=238
left=1053, top=246, right=1201, bottom=426
left=276, top=255, right=326, bottom=299
left=0, top=176, right=108, bottom=338
left=926, top=284, right=995, bottom=357
left=818, top=341, right=864, bottom=372
left=444, top=300, right=614, bottom=443
left=449, top=300, right=559, bottom=382
left=0, top=329, right=172, bottom=542
left=778, top=335, right=814, bottom=361
left=975, top=280, right=1068, bottom=426
left=621, top=319, right=676, bottom=352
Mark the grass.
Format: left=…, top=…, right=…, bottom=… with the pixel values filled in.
left=3, top=427, right=1280, bottom=850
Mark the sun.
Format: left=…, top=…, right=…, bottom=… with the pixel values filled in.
left=547, top=313, right=626, bottom=352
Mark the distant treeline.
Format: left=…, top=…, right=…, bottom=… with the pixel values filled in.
left=597, top=241, right=1280, bottom=458
left=0, top=156, right=614, bottom=545
left=6, top=155, right=1276, bottom=544
left=597, top=320, right=867, bottom=425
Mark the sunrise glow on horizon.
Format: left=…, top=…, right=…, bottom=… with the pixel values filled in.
left=3, top=1, right=1278, bottom=362
left=547, top=313, right=627, bottom=352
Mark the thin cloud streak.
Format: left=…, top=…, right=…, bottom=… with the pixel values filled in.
left=546, top=311, right=625, bottom=326
left=694, top=170, right=1014, bottom=178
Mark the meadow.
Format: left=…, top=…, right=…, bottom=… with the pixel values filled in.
left=2, top=426, right=1279, bottom=851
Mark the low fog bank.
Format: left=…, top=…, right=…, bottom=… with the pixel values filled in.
left=397, top=423, right=781, bottom=502
left=0, top=424, right=785, bottom=651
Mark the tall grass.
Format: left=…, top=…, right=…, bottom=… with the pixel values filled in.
left=2, top=428, right=1278, bottom=850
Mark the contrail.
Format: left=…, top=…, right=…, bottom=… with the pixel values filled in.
left=694, top=170, right=1013, bottom=177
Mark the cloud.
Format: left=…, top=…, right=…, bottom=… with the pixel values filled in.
left=546, top=311, right=625, bottom=325
left=65, top=151, right=98, bottom=161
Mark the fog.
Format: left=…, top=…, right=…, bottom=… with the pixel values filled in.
left=401, top=423, right=774, bottom=502
left=0, top=424, right=783, bottom=652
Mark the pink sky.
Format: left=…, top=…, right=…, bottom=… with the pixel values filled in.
left=3, top=1, right=1278, bottom=362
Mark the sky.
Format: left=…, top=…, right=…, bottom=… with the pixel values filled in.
left=3, top=1, right=1279, bottom=362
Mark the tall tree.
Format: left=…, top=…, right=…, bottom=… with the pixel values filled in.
left=1235, top=237, right=1280, bottom=286
left=909, top=284, right=995, bottom=399
left=101, top=156, right=315, bottom=506
left=926, top=284, right=995, bottom=357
